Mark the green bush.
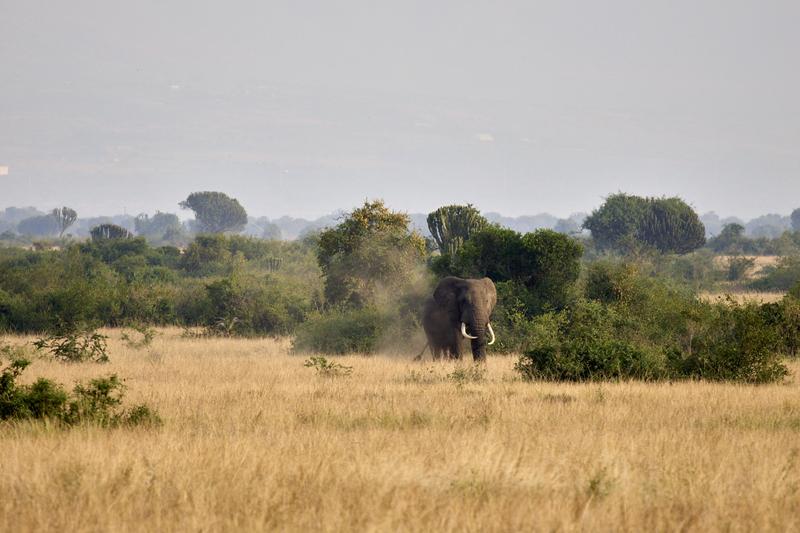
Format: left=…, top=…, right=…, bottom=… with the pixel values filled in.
left=0, top=358, right=160, bottom=427
left=514, top=301, right=669, bottom=381
left=671, top=300, right=788, bottom=383
left=515, top=266, right=789, bottom=384
left=33, top=331, right=110, bottom=363
left=293, top=307, right=389, bottom=355
left=749, top=256, right=800, bottom=291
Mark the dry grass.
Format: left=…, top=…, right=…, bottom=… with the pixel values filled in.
left=713, top=255, right=780, bottom=280
left=698, top=290, right=786, bottom=304
left=2, top=329, right=800, bottom=532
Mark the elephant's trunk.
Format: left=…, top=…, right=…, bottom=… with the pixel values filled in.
left=467, top=318, right=489, bottom=362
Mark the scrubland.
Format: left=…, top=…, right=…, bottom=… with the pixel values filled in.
left=2, top=329, right=800, bottom=532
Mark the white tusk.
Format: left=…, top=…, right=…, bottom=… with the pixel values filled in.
left=461, top=322, right=477, bottom=339
left=487, top=323, right=496, bottom=345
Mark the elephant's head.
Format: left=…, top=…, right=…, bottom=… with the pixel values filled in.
left=433, top=276, right=497, bottom=361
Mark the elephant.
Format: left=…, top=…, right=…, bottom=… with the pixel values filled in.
left=417, top=276, right=497, bottom=362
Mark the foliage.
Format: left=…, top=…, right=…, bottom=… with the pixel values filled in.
left=672, top=299, right=789, bottom=383
left=514, top=268, right=789, bottom=383
left=749, top=256, right=800, bottom=291
left=0, top=358, right=160, bottom=427
left=17, top=214, right=59, bottom=237
left=293, top=307, right=389, bottom=355
left=791, top=208, right=800, bottom=232
left=52, top=207, right=78, bottom=238
left=726, top=255, right=756, bottom=281
left=120, top=324, right=157, bottom=349
left=583, top=194, right=705, bottom=254
left=707, top=223, right=745, bottom=253
left=90, top=223, right=133, bottom=241
left=135, top=211, right=185, bottom=244
left=451, top=226, right=583, bottom=315
left=180, top=191, right=248, bottom=234
left=447, top=365, right=486, bottom=386
left=426, top=204, right=488, bottom=257
left=33, top=331, right=110, bottom=363
left=303, top=356, right=353, bottom=377
left=316, top=200, right=427, bottom=308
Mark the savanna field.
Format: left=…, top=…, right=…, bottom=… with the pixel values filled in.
left=2, top=329, right=800, bottom=532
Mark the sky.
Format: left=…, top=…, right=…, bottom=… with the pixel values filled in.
left=1, top=0, right=799, bottom=219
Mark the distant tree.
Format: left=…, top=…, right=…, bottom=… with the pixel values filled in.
left=90, top=223, right=132, bottom=241
left=261, top=223, right=282, bottom=240
left=638, top=197, right=706, bottom=254
left=791, top=208, right=800, bottom=232
left=583, top=194, right=705, bottom=254
left=582, top=194, right=649, bottom=253
left=553, top=218, right=581, bottom=235
left=708, top=223, right=745, bottom=253
left=180, top=191, right=248, bottom=234
left=51, top=207, right=78, bottom=238
left=17, top=214, right=59, bottom=237
left=426, top=204, right=488, bottom=257
left=317, top=200, right=426, bottom=307
left=135, top=211, right=183, bottom=242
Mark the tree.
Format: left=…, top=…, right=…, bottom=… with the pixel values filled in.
left=180, top=191, right=248, bottom=234
left=638, top=197, right=706, bottom=253
left=426, top=204, right=488, bottom=257
left=135, top=212, right=183, bottom=243
left=455, top=226, right=583, bottom=315
left=17, top=214, right=59, bottom=237
left=582, top=194, right=649, bottom=253
left=51, top=207, right=77, bottom=238
left=708, top=223, right=745, bottom=253
left=90, top=223, right=132, bottom=241
left=791, top=208, right=800, bottom=232
left=583, top=193, right=705, bottom=254
left=317, top=200, right=426, bottom=307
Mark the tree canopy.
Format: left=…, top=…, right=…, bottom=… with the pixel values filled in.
left=583, top=193, right=705, bottom=254
left=426, top=204, right=488, bottom=257
left=180, top=191, right=248, bottom=234
left=317, top=200, right=426, bottom=307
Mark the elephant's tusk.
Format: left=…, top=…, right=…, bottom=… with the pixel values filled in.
left=461, top=323, right=478, bottom=339
left=487, top=323, right=496, bottom=345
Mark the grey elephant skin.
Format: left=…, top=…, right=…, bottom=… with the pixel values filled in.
left=420, top=276, right=497, bottom=361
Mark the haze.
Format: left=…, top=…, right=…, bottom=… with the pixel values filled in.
left=2, top=0, right=798, bottom=219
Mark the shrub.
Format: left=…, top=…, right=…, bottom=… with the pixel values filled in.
left=120, top=325, right=157, bottom=349
left=0, top=358, right=160, bottom=427
left=33, top=331, right=110, bottom=363
left=514, top=301, right=669, bottom=382
left=672, top=300, right=788, bottom=383
left=293, top=307, right=389, bottom=355
left=303, top=356, right=353, bottom=377
left=726, top=255, right=756, bottom=281
left=749, top=256, right=800, bottom=291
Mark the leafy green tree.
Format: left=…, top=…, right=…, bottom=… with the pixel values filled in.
left=791, top=208, right=800, bottom=232
left=708, top=223, right=745, bottom=253
left=455, top=226, right=583, bottom=315
left=51, top=207, right=77, bottom=238
left=583, top=194, right=705, bottom=254
left=638, top=197, right=706, bottom=253
left=180, top=191, right=248, bottom=234
left=317, top=200, right=426, bottom=307
left=582, top=193, right=648, bottom=253
left=135, top=211, right=184, bottom=243
left=90, top=224, right=132, bottom=241
left=17, top=214, right=59, bottom=237
left=426, top=204, right=488, bottom=256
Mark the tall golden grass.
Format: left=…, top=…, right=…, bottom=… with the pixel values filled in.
left=2, top=328, right=799, bottom=532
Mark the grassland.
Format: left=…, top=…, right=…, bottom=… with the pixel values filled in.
left=2, top=329, right=800, bottom=532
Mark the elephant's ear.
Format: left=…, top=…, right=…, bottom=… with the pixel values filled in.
left=483, top=277, right=498, bottom=310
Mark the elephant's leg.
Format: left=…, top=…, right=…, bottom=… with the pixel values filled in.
left=451, top=339, right=463, bottom=360
left=431, top=345, right=442, bottom=360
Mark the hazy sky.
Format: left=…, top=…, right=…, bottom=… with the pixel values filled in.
left=1, top=0, right=799, bottom=218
